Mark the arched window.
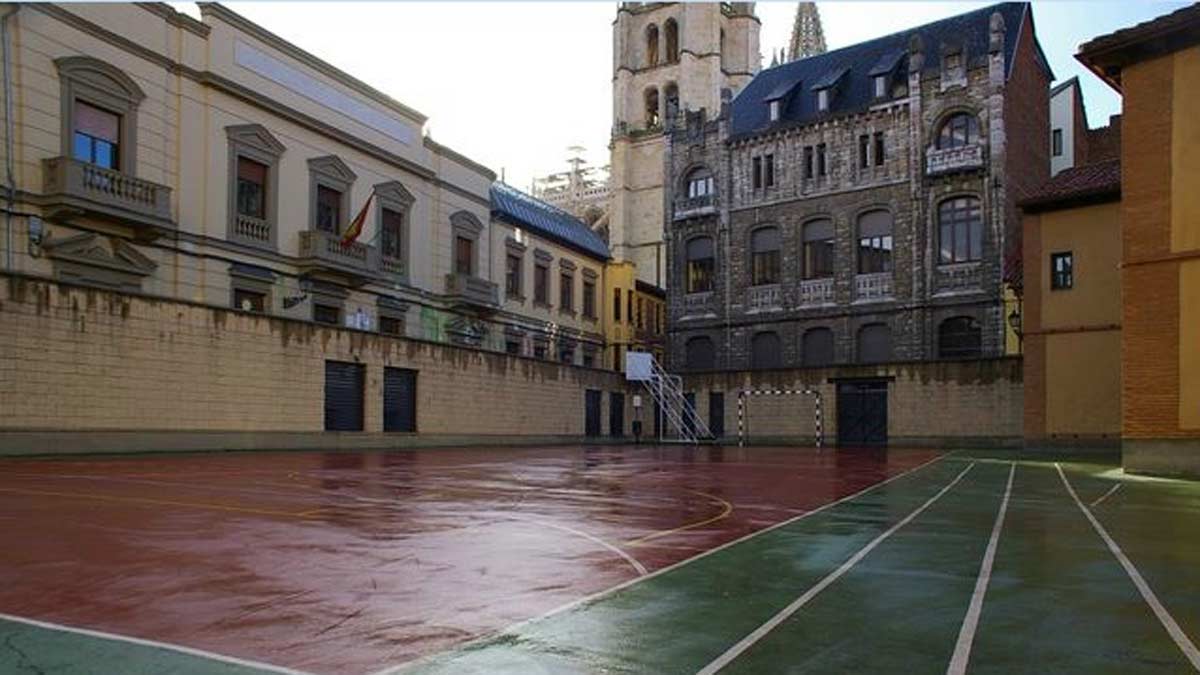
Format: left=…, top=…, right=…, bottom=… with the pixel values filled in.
left=938, top=316, right=982, bottom=358
left=750, top=227, right=781, bottom=286
left=685, top=336, right=715, bottom=370
left=857, top=210, right=893, bottom=274
left=936, top=112, right=980, bottom=149
left=803, top=218, right=834, bottom=280
left=685, top=166, right=714, bottom=199
left=938, top=196, right=983, bottom=264
left=664, top=82, right=680, bottom=123
left=646, top=24, right=660, bottom=67
left=665, top=19, right=679, bottom=63
left=857, top=323, right=892, bottom=363
left=645, top=88, right=660, bottom=128
left=686, top=236, right=715, bottom=293
left=802, top=328, right=835, bottom=367
left=750, top=331, right=782, bottom=369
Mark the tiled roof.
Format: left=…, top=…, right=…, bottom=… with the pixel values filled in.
left=1078, top=2, right=1200, bottom=59
left=489, top=183, right=610, bottom=260
left=731, top=3, right=1042, bottom=139
left=1076, top=3, right=1200, bottom=90
left=1020, top=158, right=1121, bottom=212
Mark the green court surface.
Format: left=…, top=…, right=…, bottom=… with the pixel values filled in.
left=3, top=452, right=1199, bottom=674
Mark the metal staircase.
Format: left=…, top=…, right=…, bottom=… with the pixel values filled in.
left=634, top=354, right=712, bottom=444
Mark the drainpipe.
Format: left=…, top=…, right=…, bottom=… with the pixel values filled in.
left=2, top=4, right=18, bottom=272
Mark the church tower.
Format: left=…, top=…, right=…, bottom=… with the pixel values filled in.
left=608, top=2, right=760, bottom=287
left=788, top=2, right=826, bottom=61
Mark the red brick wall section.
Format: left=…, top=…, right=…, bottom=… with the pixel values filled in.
left=1072, top=87, right=1090, bottom=165
left=1003, top=12, right=1051, bottom=278
left=1022, top=211, right=1047, bottom=438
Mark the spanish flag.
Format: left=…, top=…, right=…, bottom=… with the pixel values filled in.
left=340, top=193, right=374, bottom=246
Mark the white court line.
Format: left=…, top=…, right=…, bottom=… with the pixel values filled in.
left=696, top=462, right=976, bottom=675
left=1090, top=483, right=1123, bottom=508
left=370, top=452, right=952, bottom=675
left=502, top=514, right=648, bottom=576
left=947, top=462, right=1016, bottom=675
left=1056, top=463, right=1200, bottom=670
left=0, top=612, right=314, bottom=675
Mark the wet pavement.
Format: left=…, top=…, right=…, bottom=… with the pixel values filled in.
left=0, top=445, right=937, bottom=674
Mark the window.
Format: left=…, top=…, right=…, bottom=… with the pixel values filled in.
left=380, top=208, right=404, bottom=260
left=752, top=156, right=762, bottom=189
left=945, top=52, right=962, bottom=71
left=938, top=197, right=984, bottom=264
left=627, top=290, right=634, bottom=323
left=686, top=168, right=715, bottom=199
left=804, top=146, right=815, bottom=179
left=802, top=328, right=835, bottom=367
left=534, top=342, right=547, bottom=359
left=645, top=88, right=660, bottom=127
left=750, top=227, right=781, bottom=286
left=937, top=113, right=980, bottom=149
left=1052, top=129, right=1064, bottom=157
left=857, top=323, right=892, bottom=363
left=1051, top=252, right=1073, bottom=290
left=233, top=288, right=265, bottom=313
left=534, top=263, right=550, bottom=305
left=613, top=287, right=622, bottom=321
left=764, top=154, right=775, bottom=188
left=769, top=100, right=781, bottom=122
left=582, top=351, right=595, bottom=368
left=379, top=315, right=404, bottom=336
left=859, top=135, right=870, bottom=169
left=857, top=210, right=894, bottom=274
left=750, top=332, right=782, bottom=369
left=506, top=340, right=521, bottom=356
left=454, top=235, right=474, bottom=275
left=505, top=253, right=522, bottom=298
left=316, top=185, right=342, bottom=233
left=583, top=279, right=596, bottom=318
left=559, top=341, right=575, bottom=364
left=817, top=143, right=827, bottom=176
left=803, top=219, right=834, bottom=279
left=817, top=89, right=829, bottom=112
left=938, top=316, right=983, bottom=358
left=560, top=272, right=574, bottom=312
left=236, top=157, right=267, bottom=219
left=646, top=24, right=659, bottom=66
left=873, top=132, right=885, bottom=166
left=685, top=336, right=716, bottom=370
left=686, top=237, right=715, bottom=293
left=314, top=303, right=340, bottom=325
left=664, top=19, right=679, bottom=63
left=874, top=75, right=887, bottom=98
left=664, top=83, right=680, bottom=121
left=72, top=100, right=120, bottom=169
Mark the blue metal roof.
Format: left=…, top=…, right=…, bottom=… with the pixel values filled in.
left=489, top=182, right=611, bottom=260
left=732, top=3, right=1046, bottom=139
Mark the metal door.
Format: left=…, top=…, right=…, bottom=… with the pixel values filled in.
left=324, top=360, right=365, bottom=431
left=836, top=380, right=888, bottom=447
left=585, top=390, right=602, bottom=437
left=383, top=367, right=417, bottom=432
left=709, top=392, right=725, bottom=439
left=609, top=392, right=625, bottom=437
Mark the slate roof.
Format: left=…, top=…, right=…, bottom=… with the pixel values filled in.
left=1019, top=158, right=1121, bottom=212
left=489, top=182, right=610, bottom=260
left=731, top=3, right=1047, bottom=139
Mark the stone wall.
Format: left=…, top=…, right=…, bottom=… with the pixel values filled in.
left=0, top=275, right=635, bottom=454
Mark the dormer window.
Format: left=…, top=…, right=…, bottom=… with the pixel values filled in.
left=809, top=67, right=847, bottom=114
left=817, top=89, right=829, bottom=112
left=867, top=50, right=905, bottom=102
left=769, top=100, right=781, bottom=122
left=945, top=52, right=962, bottom=70
left=874, top=75, right=887, bottom=99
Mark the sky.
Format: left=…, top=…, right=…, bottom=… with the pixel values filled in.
left=173, top=1, right=1188, bottom=190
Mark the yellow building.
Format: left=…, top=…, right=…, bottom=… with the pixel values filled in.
left=1077, top=4, right=1200, bottom=476
left=603, top=261, right=666, bottom=371
left=1021, top=160, right=1122, bottom=446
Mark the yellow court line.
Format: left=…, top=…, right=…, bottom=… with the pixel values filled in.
left=625, top=490, right=734, bottom=547
left=0, top=486, right=321, bottom=520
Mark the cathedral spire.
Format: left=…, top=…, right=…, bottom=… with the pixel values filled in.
left=788, top=2, right=827, bottom=62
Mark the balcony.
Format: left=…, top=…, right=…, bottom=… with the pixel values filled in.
left=855, top=272, right=894, bottom=302
left=673, top=194, right=716, bottom=220
left=445, top=272, right=500, bottom=312
left=798, top=277, right=835, bottom=306
left=297, top=229, right=378, bottom=284
left=41, top=156, right=173, bottom=236
left=747, top=284, right=782, bottom=312
left=379, top=255, right=406, bottom=280
left=934, top=262, right=983, bottom=295
left=230, top=214, right=273, bottom=249
left=682, top=291, right=714, bottom=317
left=925, top=144, right=985, bottom=176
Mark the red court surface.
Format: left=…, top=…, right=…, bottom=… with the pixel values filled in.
left=0, top=445, right=939, bottom=674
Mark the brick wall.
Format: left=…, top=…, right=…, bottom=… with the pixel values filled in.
left=1002, top=14, right=1051, bottom=281
left=0, top=275, right=634, bottom=451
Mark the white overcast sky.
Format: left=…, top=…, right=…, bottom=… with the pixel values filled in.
left=173, top=1, right=1186, bottom=190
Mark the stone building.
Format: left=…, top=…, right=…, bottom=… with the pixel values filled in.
left=664, top=2, right=1051, bottom=374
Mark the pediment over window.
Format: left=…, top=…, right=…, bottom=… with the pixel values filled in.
left=374, top=180, right=415, bottom=207
left=308, top=155, right=356, bottom=184
left=450, top=210, right=484, bottom=236
left=55, top=56, right=145, bottom=105
left=43, top=233, right=157, bottom=276
left=226, top=124, right=286, bottom=157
